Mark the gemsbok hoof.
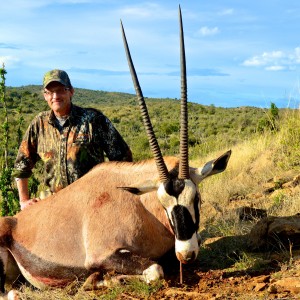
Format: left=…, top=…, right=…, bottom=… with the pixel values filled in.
left=142, top=264, right=164, bottom=283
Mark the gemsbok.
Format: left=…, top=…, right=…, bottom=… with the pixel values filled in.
left=0, top=6, right=231, bottom=299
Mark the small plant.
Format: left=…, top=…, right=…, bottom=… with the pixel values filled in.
left=0, top=64, right=20, bottom=215
left=268, top=192, right=285, bottom=216
left=0, top=65, right=40, bottom=216
left=257, top=102, right=280, bottom=132
left=229, top=252, right=257, bottom=271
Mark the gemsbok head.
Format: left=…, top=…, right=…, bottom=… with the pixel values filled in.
left=120, top=6, right=231, bottom=265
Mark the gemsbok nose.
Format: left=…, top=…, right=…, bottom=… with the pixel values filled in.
left=175, top=232, right=199, bottom=264
left=176, top=251, right=197, bottom=264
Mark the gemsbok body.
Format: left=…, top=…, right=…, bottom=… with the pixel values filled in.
left=0, top=6, right=231, bottom=299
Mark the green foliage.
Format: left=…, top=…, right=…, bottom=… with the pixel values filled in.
left=274, top=109, right=300, bottom=169
left=0, top=84, right=291, bottom=201
left=1, top=85, right=270, bottom=163
left=98, top=278, right=163, bottom=299
left=257, top=102, right=280, bottom=132
left=0, top=166, right=19, bottom=216
left=228, top=252, right=269, bottom=273
left=0, top=68, right=41, bottom=215
left=0, top=65, right=20, bottom=215
left=19, top=278, right=163, bottom=300
left=28, top=176, right=40, bottom=198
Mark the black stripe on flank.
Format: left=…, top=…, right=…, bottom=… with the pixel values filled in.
left=11, top=241, right=88, bottom=285
left=171, top=205, right=196, bottom=241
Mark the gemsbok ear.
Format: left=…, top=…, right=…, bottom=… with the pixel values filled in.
left=190, top=150, right=231, bottom=184
left=118, top=179, right=160, bottom=195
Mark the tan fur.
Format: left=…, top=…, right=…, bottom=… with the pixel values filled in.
left=0, top=158, right=179, bottom=289
left=0, top=151, right=230, bottom=292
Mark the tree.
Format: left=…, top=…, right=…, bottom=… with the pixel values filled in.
left=257, top=102, right=279, bottom=132
left=0, top=66, right=41, bottom=216
left=0, top=64, right=19, bottom=215
left=269, top=102, right=279, bottom=129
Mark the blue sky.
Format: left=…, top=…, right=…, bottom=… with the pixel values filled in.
left=1, top=0, right=300, bottom=108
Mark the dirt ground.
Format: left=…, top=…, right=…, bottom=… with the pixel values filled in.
left=149, top=243, right=300, bottom=300
left=154, top=268, right=297, bottom=299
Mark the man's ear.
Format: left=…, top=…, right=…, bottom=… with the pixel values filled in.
left=69, top=87, right=75, bottom=97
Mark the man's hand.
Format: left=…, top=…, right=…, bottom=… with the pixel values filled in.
left=20, top=198, right=40, bottom=210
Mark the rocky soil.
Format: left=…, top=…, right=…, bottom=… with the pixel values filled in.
left=150, top=244, right=300, bottom=300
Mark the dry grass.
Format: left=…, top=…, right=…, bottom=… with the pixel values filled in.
left=13, top=278, right=163, bottom=300
left=200, top=133, right=276, bottom=205
left=197, top=110, right=300, bottom=236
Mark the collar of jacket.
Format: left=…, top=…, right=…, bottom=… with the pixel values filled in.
left=48, top=104, right=81, bottom=127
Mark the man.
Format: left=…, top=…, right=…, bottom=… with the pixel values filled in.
left=13, top=69, right=132, bottom=210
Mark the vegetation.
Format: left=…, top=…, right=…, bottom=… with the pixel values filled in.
left=2, top=85, right=275, bottom=162
left=0, top=69, right=40, bottom=216
left=1, top=73, right=300, bottom=298
left=0, top=83, right=283, bottom=214
left=0, top=66, right=19, bottom=215
left=0, top=82, right=297, bottom=214
left=17, top=279, right=163, bottom=300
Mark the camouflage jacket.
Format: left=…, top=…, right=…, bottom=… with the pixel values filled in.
left=13, top=104, right=132, bottom=193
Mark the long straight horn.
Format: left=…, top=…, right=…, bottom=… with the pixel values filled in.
left=121, top=21, right=169, bottom=183
left=178, top=6, right=190, bottom=180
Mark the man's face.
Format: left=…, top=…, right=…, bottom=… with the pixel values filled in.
left=43, top=82, right=74, bottom=116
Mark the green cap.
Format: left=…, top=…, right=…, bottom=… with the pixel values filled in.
left=43, top=69, right=72, bottom=88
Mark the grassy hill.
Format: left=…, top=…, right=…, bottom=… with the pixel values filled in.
left=3, top=86, right=299, bottom=210
left=2, top=85, right=297, bottom=204
left=3, top=85, right=271, bottom=162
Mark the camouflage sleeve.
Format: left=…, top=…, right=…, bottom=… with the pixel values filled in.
left=12, top=118, right=41, bottom=179
left=92, top=111, right=133, bottom=162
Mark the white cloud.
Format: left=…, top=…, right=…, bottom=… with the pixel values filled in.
left=119, top=6, right=153, bottom=18
left=197, top=26, right=220, bottom=37
left=243, top=51, right=284, bottom=66
left=291, top=47, right=300, bottom=63
left=265, top=65, right=285, bottom=71
left=0, top=0, right=106, bottom=15
left=243, top=56, right=264, bottom=67
left=242, top=49, right=300, bottom=71
left=0, top=56, right=20, bottom=68
left=118, top=3, right=174, bottom=19
left=0, top=1, right=47, bottom=12
left=57, top=0, right=100, bottom=3
left=218, top=8, right=234, bottom=16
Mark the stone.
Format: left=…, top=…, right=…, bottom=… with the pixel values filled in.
left=235, top=206, right=267, bottom=221
left=248, top=214, right=300, bottom=250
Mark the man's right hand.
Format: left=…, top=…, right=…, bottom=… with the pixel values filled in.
left=20, top=198, right=40, bottom=210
